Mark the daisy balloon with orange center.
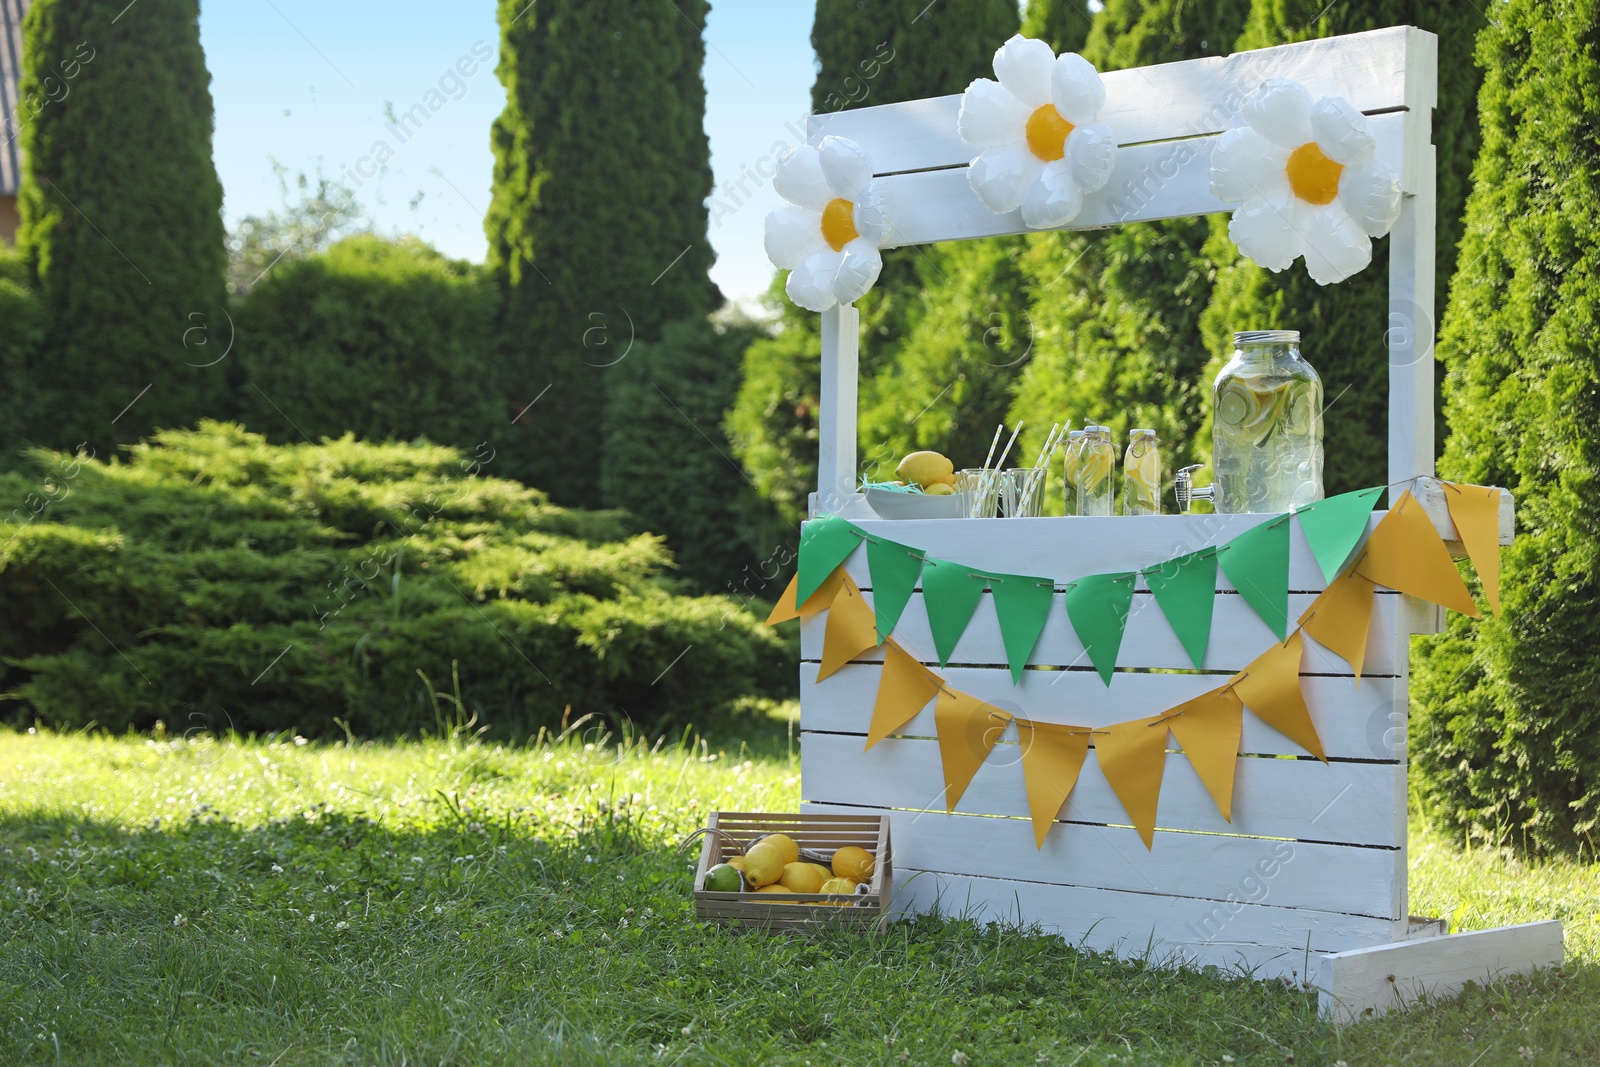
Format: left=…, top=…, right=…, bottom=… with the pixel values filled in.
left=764, top=136, right=889, bottom=312
left=1210, top=78, right=1403, bottom=285
left=957, top=34, right=1117, bottom=230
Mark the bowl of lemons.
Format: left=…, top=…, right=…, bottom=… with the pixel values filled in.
left=864, top=451, right=967, bottom=519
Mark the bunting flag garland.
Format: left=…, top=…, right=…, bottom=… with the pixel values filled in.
left=934, top=687, right=1009, bottom=811
left=1165, top=689, right=1245, bottom=822
left=769, top=479, right=1502, bottom=851
left=1296, top=485, right=1385, bottom=583
left=816, top=574, right=880, bottom=682
left=865, top=535, right=925, bottom=642
left=989, top=571, right=1056, bottom=683
left=1355, top=490, right=1480, bottom=618
left=1017, top=721, right=1092, bottom=847
left=1218, top=516, right=1292, bottom=639
left=1095, top=717, right=1170, bottom=849
left=1143, top=548, right=1219, bottom=670
left=866, top=640, right=941, bottom=750
left=1442, top=484, right=1503, bottom=614
left=1063, top=572, right=1138, bottom=685
left=1300, top=570, right=1376, bottom=680
left=922, top=558, right=989, bottom=667
left=1232, top=632, right=1326, bottom=762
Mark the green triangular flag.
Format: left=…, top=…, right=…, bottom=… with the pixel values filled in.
left=1218, top=517, right=1291, bottom=639
left=1296, top=486, right=1385, bottom=583
left=988, top=571, right=1056, bottom=683
left=1143, top=548, right=1218, bottom=670
left=1062, top=572, right=1138, bottom=686
left=865, top=536, right=924, bottom=644
left=921, top=558, right=988, bottom=667
left=797, top=515, right=861, bottom=604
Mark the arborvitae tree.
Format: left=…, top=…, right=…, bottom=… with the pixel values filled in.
left=16, top=0, right=228, bottom=453
left=730, top=0, right=1019, bottom=523
left=1022, top=0, right=1093, bottom=53
left=1007, top=0, right=1250, bottom=513
left=1194, top=0, right=1486, bottom=492
left=0, top=247, right=41, bottom=465
left=1412, top=0, right=1600, bottom=858
left=486, top=0, right=718, bottom=503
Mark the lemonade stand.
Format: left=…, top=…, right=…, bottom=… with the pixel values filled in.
left=764, top=26, right=1560, bottom=1021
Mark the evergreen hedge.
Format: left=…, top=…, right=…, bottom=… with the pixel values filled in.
left=0, top=424, right=793, bottom=739
left=1412, top=0, right=1600, bottom=858
left=15, top=0, right=229, bottom=454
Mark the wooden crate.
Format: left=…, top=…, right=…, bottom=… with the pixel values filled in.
left=691, top=811, right=892, bottom=933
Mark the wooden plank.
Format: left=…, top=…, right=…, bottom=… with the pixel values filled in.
left=1413, top=477, right=1515, bottom=547
left=871, top=113, right=1406, bottom=248
left=801, top=732, right=1404, bottom=848
left=815, top=304, right=860, bottom=514
left=807, top=804, right=1402, bottom=921
left=1387, top=150, right=1436, bottom=498
left=801, top=667, right=1408, bottom=762
left=801, top=591, right=1406, bottom=677
left=881, top=867, right=1400, bottom=980
left=809, top=27, right=1419, bottom=174
left=1316, top=921, right=1565, bottom=1024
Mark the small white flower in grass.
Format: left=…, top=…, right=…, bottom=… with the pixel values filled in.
left=334, top=921, right=349, bottom=931
left=172, top=914, right=186, bottom=927
left=952, top=1052, right=970, bottom=1066
left=1209, top=78, right=1402, bottom=285
left=957, top=34, right=1117, bottom=230
left=764, top=136, right=889, bottom=312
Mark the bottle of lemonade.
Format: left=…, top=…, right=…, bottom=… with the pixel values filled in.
left=1122, top=429, right=1161, bottom=515
left=1076, top=426, right=1115, bottom=516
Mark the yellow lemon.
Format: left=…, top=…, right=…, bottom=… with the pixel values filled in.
left=741, top=842, right=785, bottom=888
left=895, top=450, right=954, bottom=489
left=819, top=877, right=857, bottom=904
left=779, top=862, right=826, bottom=894
left=755, top=884, right=792, bottom=894
left=832, top=846, right=875, bottom=883
left=807, top=862, right=832, bottom=882
left=726, top=855, right=746, bottom=873
left=923, top=482, right=955, bottom=496
left=754, top=833, right=800, bottom=867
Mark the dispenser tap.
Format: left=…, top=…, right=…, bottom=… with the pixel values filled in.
left=1174, top=465, right=1214, bottom=514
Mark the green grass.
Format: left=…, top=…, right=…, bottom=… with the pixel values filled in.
left=1, top=716, right=1595, bottom=1066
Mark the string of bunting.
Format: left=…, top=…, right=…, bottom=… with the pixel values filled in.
left=768, top=483, right=1504, bottom=851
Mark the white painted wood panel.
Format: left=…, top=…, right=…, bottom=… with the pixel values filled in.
left=810, top=27, right=1419, bottom=173
left=873, top=113, right=1406, bottom=248
left=878, top=867, right=1401, bottom=981
left=1316, top=921, right=1564, bottom=1023
left=816, top=304, right=860, bottom=514
left=801, top=667, right=1407, bottom=762
left=802, top=732, right=1404, bottom=848
left=801, top=591, right=1405, bottom=677
left=810, top=806, right=1401, bottom=921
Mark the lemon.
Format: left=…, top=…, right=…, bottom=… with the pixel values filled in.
left=755, top=884, right=792, bottom=894
left=754, top=833, right=800, bottom=867
left=895, top=451, right=954, bottom=489
left=726, top=855, right=746, bottom=873
left=742, top=841, right=785, bottom=888
left=923, top=482, right=955, bottom=497
left=779, top=862, right=826, bottom=894
left=702, top=863, right=743, bottom=893
left=806, top=862, right=832, bottom=882
left=818, top=877, right=857, bottom=904
left=832, top=846, right=875, bottom=883
left=1078, top=445, right=1113, bottom=488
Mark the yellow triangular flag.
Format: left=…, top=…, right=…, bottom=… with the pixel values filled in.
left=1443, top=483, right=1503, bottom=614
left=1094, top=717, right=1169, bottom=850
left=816, top=573, right=879, bottom=682
left=865, top=640, right=942, bottom=750
left=1166, top=689, right=1245, bottom=822
left=1232, top=631, right=1326, bottom=762
left=1355, top=491, right=1480, bottom=618
left=766, top=568, right=846, bottom=626
left=934, top=687, right=1009, bottom=812
left=1300, top=570, right=1376, bottom=681
left=1016, top=720, right=1091, bottom=848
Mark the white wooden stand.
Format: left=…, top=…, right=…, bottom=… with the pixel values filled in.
left=793, top=27, right=1561, bottom=1022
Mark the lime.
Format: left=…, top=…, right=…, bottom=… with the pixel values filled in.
left=703, top=863, right=743, bottom=893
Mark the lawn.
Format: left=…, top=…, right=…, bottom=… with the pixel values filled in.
left=1, top=711, right=1595, bottom=1066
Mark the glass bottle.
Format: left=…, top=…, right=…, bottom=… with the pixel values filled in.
left=1076, top=426, right=1115, bottom=516
left=1061, top=429, right=1086, bottom=516
left=1212, top=331, right=1324, bottom=513
left=1122, top=429, right=1161, bottom=515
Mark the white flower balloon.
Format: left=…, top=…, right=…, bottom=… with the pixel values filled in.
left=1210, top=78, right=1403, bottom=285
left=763, top=136, right=889, bottom=312
left=957, top=35, right=1117, bottom=230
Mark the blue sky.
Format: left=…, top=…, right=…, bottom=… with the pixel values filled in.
left=200, top=0, right=816, bottom=306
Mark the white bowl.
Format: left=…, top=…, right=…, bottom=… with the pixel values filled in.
left=864, top=487, right=967, bottom=520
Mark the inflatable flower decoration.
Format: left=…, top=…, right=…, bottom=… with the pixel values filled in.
left=1210, top=78, right=1403, bottom=285
left=957, top=35, right=1117, bottom=230
left=764, top=137, right=889, bottom=312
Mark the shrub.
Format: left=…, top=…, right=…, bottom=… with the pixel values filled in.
left=0, top=423, right=795, bottom=739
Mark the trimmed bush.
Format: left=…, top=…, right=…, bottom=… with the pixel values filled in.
left=0, top=424, right=794, bottom=739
